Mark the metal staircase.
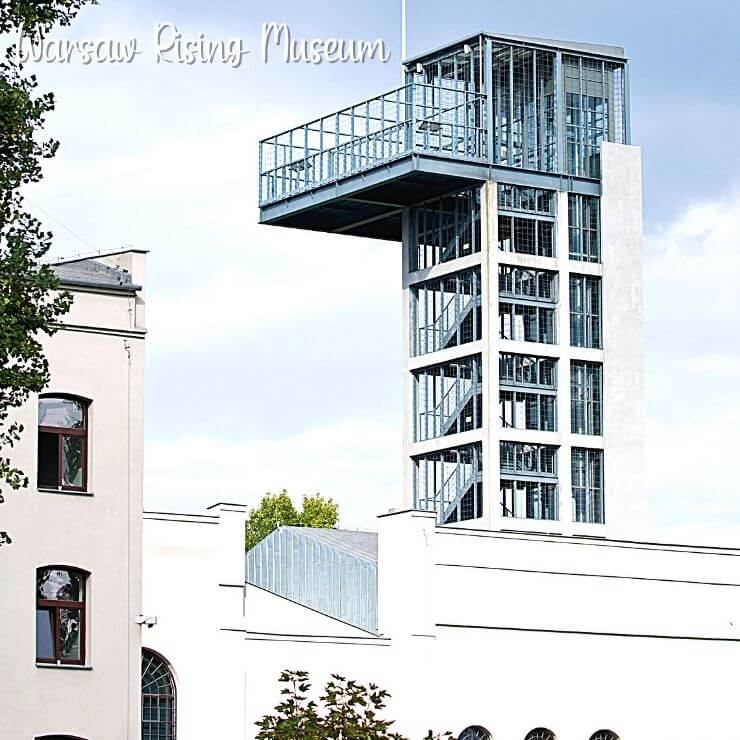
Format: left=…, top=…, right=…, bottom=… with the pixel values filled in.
left=439, top=293, right=479, bottom=349
left=438, top=379, right=478, bottom=437
left=439, top=467, right=479, bottom=525
left=421, top=291, right=478, bottom=353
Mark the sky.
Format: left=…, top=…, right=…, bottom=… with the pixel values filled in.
left=18, top=0, right=740, bottom=541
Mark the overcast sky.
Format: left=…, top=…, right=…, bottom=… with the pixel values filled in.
left=22, top=0, right=740, bottom=541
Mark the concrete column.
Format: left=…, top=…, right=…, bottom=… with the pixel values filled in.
left=207, top=502, right=248, bottom=630
left=482, top=181, right=501, bottom=531
left=208, top=502, right=248, bottom=740
left=600, top=142, right=646, bottom=538
left=377, top=509, right=436, bottom=638
left=401, top=208, right=414, bottom=510
left=555, top=189, right=573, bottom=529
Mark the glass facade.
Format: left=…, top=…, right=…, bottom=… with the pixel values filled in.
left=499, top=354, right=557, bottom=389
left=499, top=302, right=556, bottom=344
left=499, top=265, right=558, bottom=303
left=571, top=361, right=602, bottom=435
left=498, top=215, right=555, bottom=257
left=572, top=447, right=604, bottom=523
left=492, top=44, right=557, bottom=171
left=569, top=193, right=601, bottom=262
left=500, top=441, right=559, bottom=521
left=500, top=390, right=556, bottom=432
left=564, top=55, right=626, bottom=178
left=498, top=184, right=554, bottom=214
left=570, top=274, right=602, bottom=348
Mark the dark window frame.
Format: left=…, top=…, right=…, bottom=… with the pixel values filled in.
left=142, top=648, right=177, bottom=740
left=37, top=394, right=89, bottom=492
left=524, top=729, right=557, bottom=740
left=36, top=566, right=88, bottom=666
left=458, top=727, right=493, bottom=740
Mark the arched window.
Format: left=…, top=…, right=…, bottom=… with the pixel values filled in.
left=590, top=732, right=619, bottom=740
left=142, top=649, right=176, bottom=740
left=525, top=730, right=557, bottom=740
left=36, top=736, right=88, bottom=739
left=36, top=567, right=87, bottom=665
left=38, top=396, right=88, bottom=491
left=459, top=727, right=492, bottom=740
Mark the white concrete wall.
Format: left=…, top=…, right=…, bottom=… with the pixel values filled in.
left=0, top=251, right=146, bottom=740
left=142, top=506, right=248, bottom=740
left=143, top=506, right=740, bottom=740
left=380, top=511, right=740, bottom=740
left=601, top=142, right=647, bottom=538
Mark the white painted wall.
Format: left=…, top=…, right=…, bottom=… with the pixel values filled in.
left=0, top=250, right=146, bottom=740
left=142, top=506, right=247, bottom=740
left=601, top=142, right=647, bottom=539
left=143, top=506, right=740, bottom=740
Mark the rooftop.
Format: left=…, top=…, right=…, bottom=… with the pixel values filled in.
left=258, top=30, right=629, bottom=240
left=405, top=31, right=627, bottom=65
left=51, top=256, right=141, bottom=294
left=246, top=526, right=378, bottom=633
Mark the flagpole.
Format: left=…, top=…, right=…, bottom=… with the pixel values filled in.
left=401, top=0, right=407, bottom=81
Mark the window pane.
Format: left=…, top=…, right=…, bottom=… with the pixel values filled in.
left=39, top=397, right=85, bottom=429
left=62, top=436, right=84, bottom=488
left=38, top=568, right=83, bottom=601
left=35, top=609, right=55, bottom=659
left=38, top=432, right=59, bottom=488
left=59, top=608, right=81, bottom=660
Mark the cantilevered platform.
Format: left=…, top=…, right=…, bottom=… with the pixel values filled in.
left=258, top=32, right=629, bottom=241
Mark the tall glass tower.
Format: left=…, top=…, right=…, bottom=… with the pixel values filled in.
left=259, top=33, right=645, bottom=538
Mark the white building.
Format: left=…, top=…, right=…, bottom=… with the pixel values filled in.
left=143, top=506, right=740, bottom=740
left=0, top=250, right=146, bottom=740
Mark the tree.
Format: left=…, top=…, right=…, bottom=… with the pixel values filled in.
left=0, top=0, right=96, bottom=544
left=256, top=670, right=452, bottom=740
left=245, top=490, right=339, bottom=550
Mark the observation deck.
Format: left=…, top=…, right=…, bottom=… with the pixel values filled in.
left=258, top=32, right=629, bottom=241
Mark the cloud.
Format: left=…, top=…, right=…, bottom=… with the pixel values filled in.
left=144, top=419, right=402, bottom=529
left=146, top=232, right=399, bottom=348
left=644, top=189, right=740, bottom=538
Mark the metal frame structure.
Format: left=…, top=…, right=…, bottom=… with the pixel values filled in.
left=258, top=33, right=627, bottom=242
left=572, top=447, right=605, bottom=524
left=246, top=526, right=379, bottom=634
left=569, top=273, right=602, bottom=348
left=257, top=30, right=631, bottom=531
left=571, top=361, right=603, bottom=436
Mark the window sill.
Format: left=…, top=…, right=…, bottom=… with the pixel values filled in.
left=37, top=487, right=94, bottom=497
left=36, top=662, right=92, bottom=670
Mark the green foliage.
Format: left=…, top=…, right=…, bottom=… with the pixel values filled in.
left=300, top=492, right=339, bottom=529
left=0, top=1, right=96, bottom=41
left=245, top=490, right=339, bottom=551
left=0, top=0, right=95, bottom=544
left=255, top=670, right=452, bottom=740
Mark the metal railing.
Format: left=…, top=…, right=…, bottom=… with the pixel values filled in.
left=259, top=83, right=487, bottom=205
